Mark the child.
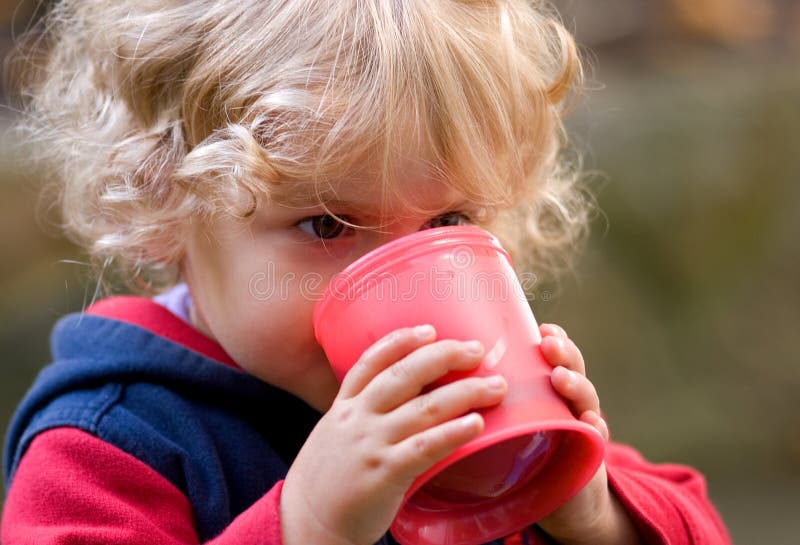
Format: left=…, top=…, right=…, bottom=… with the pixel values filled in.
left=2, top=1, right=731, bottom=544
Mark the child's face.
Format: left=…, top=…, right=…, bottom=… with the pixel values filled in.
left=181, top=159, right=481, bottom=411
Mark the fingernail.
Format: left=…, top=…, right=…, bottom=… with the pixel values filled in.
left=414, top=325, right=435, bottom=339
left=486, top=375, right=507, bottom=391
left=599, top=417, right=610, bottom=440
left=555, top=366, right=575, bottom=385
left=586, top=412, right=609, bottom=440
left=461, top=413, right=483, bottom=429
left=464, top=340, right=483, bottom=355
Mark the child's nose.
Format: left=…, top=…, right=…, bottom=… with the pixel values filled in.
left=374, top=219, right=425, bottom=246
left=348, top=219, right=423, bottom=263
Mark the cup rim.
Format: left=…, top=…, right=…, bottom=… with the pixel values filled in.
left=391, top=418, right=606, bottom=545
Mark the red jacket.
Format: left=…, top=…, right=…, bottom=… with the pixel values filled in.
left=1, top=297, right=731, bottom=545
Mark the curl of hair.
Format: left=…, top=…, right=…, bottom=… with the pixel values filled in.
left=11, top=0, right=591, bottom=293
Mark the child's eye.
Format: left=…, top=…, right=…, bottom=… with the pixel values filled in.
left=296, top=215, right=355, bottom=239
left=422, top=212, right=473, bottom=230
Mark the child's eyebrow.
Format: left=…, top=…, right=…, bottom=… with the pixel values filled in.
left=336, top=199, right=478, bottom=220
left=275, top=193, right=476, bottom=217
left=274, top=197, right=370, bottom=214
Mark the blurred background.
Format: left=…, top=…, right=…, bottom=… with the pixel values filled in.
left=1, top=1, right=798, bottom=543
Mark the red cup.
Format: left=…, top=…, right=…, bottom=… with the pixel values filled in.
left=313, top=226, right=605, bottom=545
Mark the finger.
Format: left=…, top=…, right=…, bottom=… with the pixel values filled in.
left=362, top=339, right=485, bottom=413
left=540, top=335, right=586, bottom=376
left=338, top=325, right=437, bottom=398
left=384, top=375, right=507, bottom=443
left=539, top=323, right=568, bottom=339
left=551, top=366, right=600, bottom=416
left=580, top=410, right=610, bottom=442
left=391, top=412, right=485, bottom=481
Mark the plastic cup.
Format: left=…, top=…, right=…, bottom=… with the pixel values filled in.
left=313, top=225, right=605, bottom=545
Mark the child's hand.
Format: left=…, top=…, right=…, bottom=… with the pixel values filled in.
left=280, top=325, right=507, bottom=545
left=535, top=324, right=643, bottom=545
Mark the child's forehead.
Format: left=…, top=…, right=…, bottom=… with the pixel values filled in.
left=273, top=168, right=471, bottom=218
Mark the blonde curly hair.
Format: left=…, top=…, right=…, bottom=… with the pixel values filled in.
left=13, top=0, right=592, bottom=293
